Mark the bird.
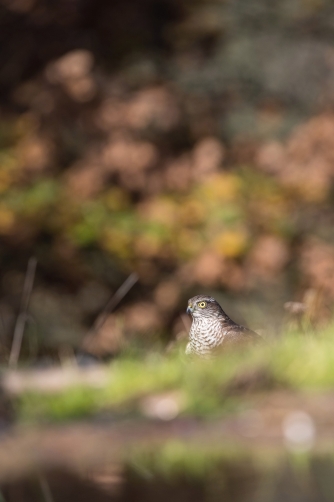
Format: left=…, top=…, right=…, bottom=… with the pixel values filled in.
left=185, top=295, right=261, bottom=357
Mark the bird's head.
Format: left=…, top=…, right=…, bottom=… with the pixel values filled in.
left=187, top=295, right=224, bottom=320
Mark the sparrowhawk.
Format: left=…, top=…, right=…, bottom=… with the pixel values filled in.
left=186, top=295, right=260, bottom=357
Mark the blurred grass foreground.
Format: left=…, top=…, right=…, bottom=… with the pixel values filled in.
left=1, top=326, right=334, bottom=500
left=3, top=0, right=334, bottom=500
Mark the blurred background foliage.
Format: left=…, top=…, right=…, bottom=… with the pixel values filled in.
left=1, top=0, right=334, bottom=359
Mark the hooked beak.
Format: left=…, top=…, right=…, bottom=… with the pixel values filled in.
left=187, top=304, right=193, bottom=315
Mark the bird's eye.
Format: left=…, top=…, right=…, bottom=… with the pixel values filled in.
left=198, top=301, right=207, bottom=308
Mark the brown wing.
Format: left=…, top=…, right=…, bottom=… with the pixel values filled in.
left=221, top=324, right=262, bottom=349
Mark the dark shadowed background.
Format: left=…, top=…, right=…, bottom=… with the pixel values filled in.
left=1, top=0, right=334, bottom=359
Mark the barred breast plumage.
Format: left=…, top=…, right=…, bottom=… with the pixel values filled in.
left=186, top=295, right=261, bottom=357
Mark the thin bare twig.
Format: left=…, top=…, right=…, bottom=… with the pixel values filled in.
left=9, top=257, right=37, bottom=368
left=38, top=475, right=54, bottom=502
left=90, top=272, right=138, bottom=335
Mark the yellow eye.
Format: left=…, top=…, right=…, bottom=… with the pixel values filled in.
left=198, top=301, right=207, bottom=308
